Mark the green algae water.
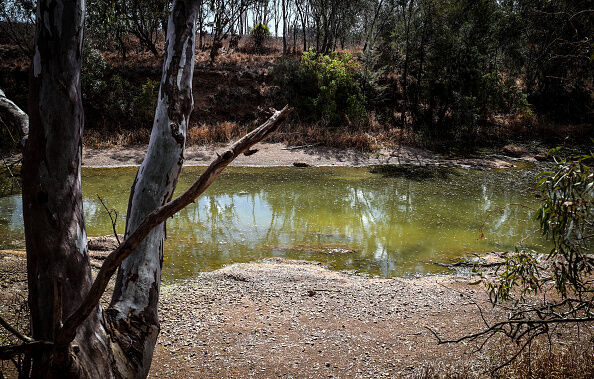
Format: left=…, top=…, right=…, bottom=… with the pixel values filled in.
left=0, top=165, right=549, bottom=281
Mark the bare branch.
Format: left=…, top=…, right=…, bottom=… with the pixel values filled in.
left=0, top=341, right=53, bottom=361
left=427, top=317, right=594, bottom=345
left=56, top=105, right=291, bottom=346
left=97, top=195, right=121, bottom=245
left=0, top=316, right=32, bottom=343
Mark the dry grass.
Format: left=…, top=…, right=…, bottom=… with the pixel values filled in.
left=416, top=330, right=594, bottom=379
left=186, top=121, right=246, bottom=145
left=84, top=128, right=152, bottom=149
left=82, top=116, right=423, bottom=152
left=495, top=336, right=594, bottom=379
left=269, top=115, right=420, bottom=152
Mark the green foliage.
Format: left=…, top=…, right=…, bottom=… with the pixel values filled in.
left=486, top=150, right=593, bottom=304
left=132, top=79, right=160, bottom=121
left=514, top=0, right=593, bottom=123
left=81, top=47, right=159, bottom=127
left=359, top=48, right=388, bottom=110
left=270, top=50, right=367, bottom=126
left=377, top=0, right=540, bottom=144
left=536, top=151, right=594, bottom=296
left=82, top=48, right=109, bottom=99
left=250, top=23, right=271, bottom=51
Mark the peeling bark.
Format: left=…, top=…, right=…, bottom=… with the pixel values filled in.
left=22, top=0, right=113, bottom=377
left=108, top=1, right=200, bottom=377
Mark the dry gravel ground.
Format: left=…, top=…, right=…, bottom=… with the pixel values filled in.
left=150, top=258, right=504, bottom=378
left=1, top=252, right=592, bottom=378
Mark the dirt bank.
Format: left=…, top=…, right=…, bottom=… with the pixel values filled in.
left=6, top=142, right=517, bottom=169
left=83, top=143, right=517, bottom=169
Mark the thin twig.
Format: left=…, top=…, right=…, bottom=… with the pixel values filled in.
left=97, top=195, right=121, bottom=245
left=282, top=142, right=322, bottom=150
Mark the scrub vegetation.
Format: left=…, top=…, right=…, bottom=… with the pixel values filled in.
left=0, top=0, right=591, bottom=154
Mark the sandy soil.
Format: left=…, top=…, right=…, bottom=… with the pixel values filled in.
left=6, top=142, right=516, bottom=169
left=150, top=258, right=502, bottom=378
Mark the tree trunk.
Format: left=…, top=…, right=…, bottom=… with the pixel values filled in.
left=281, top=0, right=287, bottom=55
left=21, top=1, right=201, bottom=377
left=107, top=0, right=200, bottom=377
left=22, top=0, right=113, bottom=377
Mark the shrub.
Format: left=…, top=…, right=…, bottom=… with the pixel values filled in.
left=270, top=50, right=367, bottom=127
left=81, top=48, right=160, bottom=128
left=132, top=79, right=160, bottom=121
left=81, top=47, right=108, bottom=100
left=250, top=23, right=270, bottom=51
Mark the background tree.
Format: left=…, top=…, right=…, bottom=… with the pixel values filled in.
left=0, top=0, right=35, bottom=56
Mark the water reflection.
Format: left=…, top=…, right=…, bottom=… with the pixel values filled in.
left=0, top=166, right=548, bottom=281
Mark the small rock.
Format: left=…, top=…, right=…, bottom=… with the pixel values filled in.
left=501, top=144, right=529, bottom=158
left=323, top=248, right=355, bottom=255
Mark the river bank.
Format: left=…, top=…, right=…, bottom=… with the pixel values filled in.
left=4, top=142, right=525, bottom=169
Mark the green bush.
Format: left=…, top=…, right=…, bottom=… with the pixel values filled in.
left=271, top=50, right=367, bottom=126
left=132, top=79, right=160, bottom=121
left=250, top=23, right=270, bottom=51
left=81, top=47, right=160, bottom=128
left=81, top=48, right=108, bottom=99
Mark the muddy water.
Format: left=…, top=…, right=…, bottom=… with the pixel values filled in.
left=0, top=165, right=549, bottom=281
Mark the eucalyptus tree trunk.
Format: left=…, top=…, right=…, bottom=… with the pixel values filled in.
left=108, top=0, right=199, bottom=376
left=20, top=0, right=200, bottom=377
left=22, top=0, right=112, bottom=377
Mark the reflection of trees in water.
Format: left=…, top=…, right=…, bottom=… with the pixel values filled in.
left=155, top=169, right=544, bottom=276
left=0, top=167, right=545, bottom=276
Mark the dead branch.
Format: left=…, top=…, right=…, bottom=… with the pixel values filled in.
left=97, top=195, right=121, bottom=245
left=0, top=341, right=53, bottom=361
left=0, top=88, right=29, bottom=146
left=282, top=142, right=322, bottom=150
left=0, top=316, right=32, bottom=343
left=55, top=105, right=291, bottom=346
